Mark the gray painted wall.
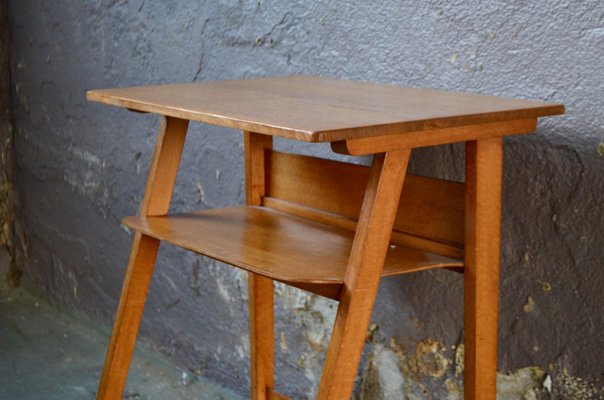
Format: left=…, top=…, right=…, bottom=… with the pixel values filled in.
left=9, top=1, right=603, bottom=398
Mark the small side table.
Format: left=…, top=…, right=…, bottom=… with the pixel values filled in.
left=87, top=76, right=563, bottom=400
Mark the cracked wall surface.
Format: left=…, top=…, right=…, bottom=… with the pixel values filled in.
left=8, top=1, right=604, bottom=398
left=0, top=0, right=21, bottom=288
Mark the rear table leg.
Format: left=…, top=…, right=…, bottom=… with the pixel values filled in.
left=244, top=131, right=276, bottom=400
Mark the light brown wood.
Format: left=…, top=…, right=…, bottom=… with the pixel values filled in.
left=87, top=76, right=564, bottom=142
left=332, top=118, right=537, bottom=155
left=245, top=131, right=272, bottom=206
left=140, top=118, right=189, bottom=215
left=97, top=117, right=188, bottom=400
left=262, top=197, right=464, bottom=260
left=464, top=138, right=503, bottom=400
left=123, top=206, right=462, bottom=284
left=245, top=132, right=276, bottom=400
left=87, top=76, right=564, bottom=400
left=268, top=151, right=465, bottom=254
left=266, top=389, right=290, bottom=400
left=249, top=273, right=275, bottom=400
left=318, top=150, right=411, bottom=399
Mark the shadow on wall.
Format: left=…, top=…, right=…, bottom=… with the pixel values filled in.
left=6, top=0, right=604, bottom=398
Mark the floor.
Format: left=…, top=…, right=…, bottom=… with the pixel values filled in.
left=0, top=250, right=243, bottom=400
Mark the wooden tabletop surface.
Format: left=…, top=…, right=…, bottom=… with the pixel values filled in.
left=87, top=75, right=564, bottom=142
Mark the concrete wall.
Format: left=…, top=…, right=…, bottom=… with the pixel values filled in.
left=8, top=1, right=603, bottom=398
left=1, top=0, right=18, bottom=287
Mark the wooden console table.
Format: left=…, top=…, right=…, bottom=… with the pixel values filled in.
left=87, top=76, right=563, bottom=400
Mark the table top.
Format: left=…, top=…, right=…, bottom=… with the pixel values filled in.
left=87, top=75, right=564, bottom=142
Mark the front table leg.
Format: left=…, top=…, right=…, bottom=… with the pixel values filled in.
left=97, top=117, right=189, bottom=400
left=464, top=138, right=503, bottom=400
left=318, top=149, right=411, bottom=400
left=97, top=233, right=160, bottom=399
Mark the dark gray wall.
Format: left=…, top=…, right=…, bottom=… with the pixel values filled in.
left=1, top=0, right=18, bottom=287
left=9, top=1, right=603, bottom=398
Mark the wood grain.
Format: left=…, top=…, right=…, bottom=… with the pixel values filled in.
left=332, top=118, right=537, bottom=154
left=318, top=150, right=411, bottom=399
left=262, top=197, right=464, bottom=260
left=267, top=389, right=290, bottom=400
left=245, top=132, right=275, bottom=400
left=268, top=150, right=465, bottom=253
left=464, top=138, right=503, bottom=400
left=87, top=75, right=564, bottom=142
left=249, top=272, right=275, bottom=400
left=245, top=131, right=272, bottom=206
left=86, top=76, right=566, bottom=400
left=122, top=206, right=462, bottom=284
left=97, top=117, right=188, bottom=400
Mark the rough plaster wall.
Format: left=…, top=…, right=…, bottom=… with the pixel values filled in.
left=0, top=1, right=9, bottom=248
left=9, top=1, right=604, bottom=398
left=0, top=0, right=19, bottom=287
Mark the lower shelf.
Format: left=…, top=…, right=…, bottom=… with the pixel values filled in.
left=123, top=206, right=462, bottom=285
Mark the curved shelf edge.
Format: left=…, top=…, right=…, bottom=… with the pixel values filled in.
left=122, top=206, right=463, bottom=286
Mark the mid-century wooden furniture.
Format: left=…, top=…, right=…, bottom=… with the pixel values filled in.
left=87, top=76, right=564, bottom=400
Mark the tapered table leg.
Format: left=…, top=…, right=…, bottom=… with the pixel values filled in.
left=464, top=138, right=503, bottom=400
left=317, top=150, right=411, bottom=400
left=97, top=117, right=188, bottom=399
left=97, top=233, right=159, bottom=399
